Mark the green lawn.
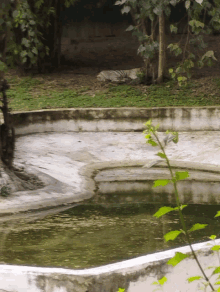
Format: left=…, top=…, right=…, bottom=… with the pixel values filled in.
left=4, top=72, right=220, bottom=112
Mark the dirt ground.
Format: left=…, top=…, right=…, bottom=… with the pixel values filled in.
left=7, top=33, right=220, bottom=98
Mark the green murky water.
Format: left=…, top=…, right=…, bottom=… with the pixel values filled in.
left=0, top=203, right=220, bottom=269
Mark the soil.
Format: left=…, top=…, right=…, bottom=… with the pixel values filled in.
left=6, top=33, right=220, bottom=98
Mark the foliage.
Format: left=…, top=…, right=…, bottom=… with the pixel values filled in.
left=115, top=0, right=219, bottom=86
left=0, top=0, right=81, bottom=73
left=117, top=118, right=220, bottom=291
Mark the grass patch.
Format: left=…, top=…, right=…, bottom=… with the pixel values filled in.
left=4, top=72, right=220, bottom=112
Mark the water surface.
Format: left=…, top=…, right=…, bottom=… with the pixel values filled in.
left=0, top=203, right=219, bottom=269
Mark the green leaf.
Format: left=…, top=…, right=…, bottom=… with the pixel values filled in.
left=125, top=25, right=134, bottom=32
left=156, top=152, right=166, bottom=159
left=12, top=10, right=19, bottom=18
left=153, top=206, right=175, bottom=218
left=29, top=20, right=36, bottom=25
left=167, top=252, right=188, bottom=267
left=195, top=0, right=203, bottom=4
left=214, top=281, right=220, bottom=285
left=209, top=235, right=217, bottom=240
left=187, top=276, right=202, bottom=283
left=177, top=76, right=187, bottom=82
left=147, top=139, right=158, bottom=147
left=170, top=24, right=178, bottom=33
left=117, top=289, right=125, bottom=292
left=144, top=119, right=152, bottom=126
left=189, top=223, right=208, bottom=233
left=121, top=5, right=130, bottom=14
left=175, top=171, right=189, bottom=180
left=153, top=179, right=170, bottom=188
left=158, top=276, right=167, bottom=285
left=21, top=38, right=30, bottom=48
left=185, top=0, right=191, bottom=9
left=27, top=52, right=33, bottom=58
left=213, top=266, right=220, bottom=274
left=20, top=50, right=27, bottom=57
left=155, top=124, right=160, bottom=131
left=215, top=211, right=220, bottom=217
left=211, top=245, right=220, bottom=251
left=164, top=230, right=182, bottom=241
left=32, top=47, right=38, bottom=55
left=201, top=50, right=217, bottom=61
left=173, top=204, right=188, bottom=211
left=152, top=281, right=159, bottom=285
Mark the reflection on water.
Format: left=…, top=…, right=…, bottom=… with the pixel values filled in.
left=0, top=203, right=220, bottom=269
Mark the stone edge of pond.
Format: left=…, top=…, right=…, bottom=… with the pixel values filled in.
left=6, top=106, right=220, bottom=132
left=1, top=107, right=220, bottom=215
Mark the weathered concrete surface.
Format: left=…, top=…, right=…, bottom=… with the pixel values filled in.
left=1, top=130, right=220, bottom=215
left=0, top=238, right=220, bottom=292
left=0, top=107, right=220, bottom=214
left=1, top=107, right=220, bottom=292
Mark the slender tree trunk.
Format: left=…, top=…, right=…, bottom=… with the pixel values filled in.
left=157, top=11, right=166, bottom=84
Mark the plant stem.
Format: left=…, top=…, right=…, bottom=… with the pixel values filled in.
left=153, top=130, right=215, bottom=291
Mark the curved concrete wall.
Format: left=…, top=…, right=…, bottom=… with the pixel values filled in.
left=93, top=160, right=220, bottom=205
left=10, top=106, right=220, bottom=135
left=1, top=107, right=220, bottom=292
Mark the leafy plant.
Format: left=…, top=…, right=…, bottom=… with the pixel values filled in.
left=115, top=0, right=218, bottom=86
left=117, top=118, right=220, bottom=292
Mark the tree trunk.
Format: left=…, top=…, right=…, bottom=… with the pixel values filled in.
left=157, top=11, right=166, bottom=84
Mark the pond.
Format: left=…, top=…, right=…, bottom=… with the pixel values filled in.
left=0, top=202, right=220, bottom=269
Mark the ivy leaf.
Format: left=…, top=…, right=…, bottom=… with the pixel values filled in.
left=164, top=230, right=182, bottom=241
left=189, top=223, right=208, bottom=233
left=187, top=276, right=202, bottom=283
left=167, top=252, right=188, bottom=267
left=153, top=179, right=170, bottom=188
left=209, top=235, right=217, bottom=240
left=153, top=206, right=175, bottom=218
